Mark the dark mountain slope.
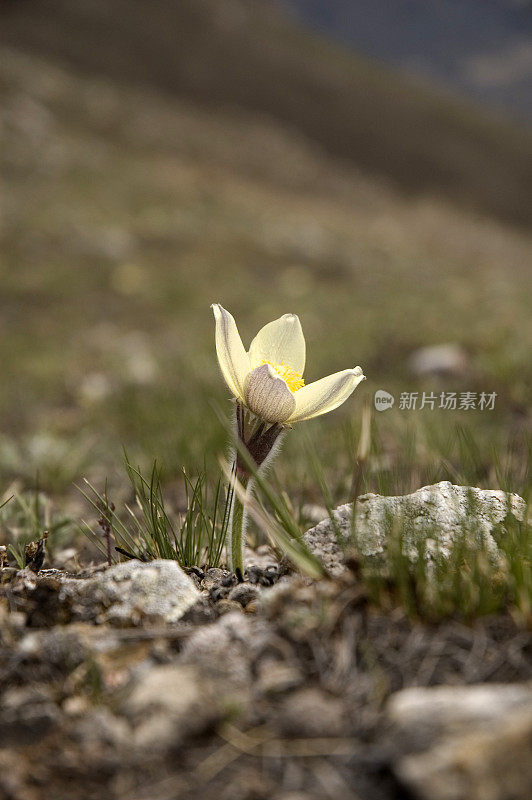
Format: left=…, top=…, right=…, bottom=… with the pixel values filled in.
left=2, top=0, right=532, bottom=227
left=279, top=0, right=532, bottom=121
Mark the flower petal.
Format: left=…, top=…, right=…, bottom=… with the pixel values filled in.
left=248, top=313, right=306, bottom=373
left=288, top=367, right=365, bottom=423
left=244, top=364, right=296, bottom=423
left=212, top=304, right=250, bottom=402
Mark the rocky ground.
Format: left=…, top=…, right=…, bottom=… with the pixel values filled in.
left=1, top=13, right=531, bottom=799
left=1, top=486, right=531, bottom=800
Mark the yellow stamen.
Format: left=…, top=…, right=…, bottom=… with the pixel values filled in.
left=262, top=360, right=305, bottom=393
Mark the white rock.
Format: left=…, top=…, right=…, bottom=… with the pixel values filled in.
left=59, top=559, right=199, bottom=625
left=304, top=482, right=526, bottom=576
left=386, top=684, right=532, bottom=800
left=408, top=343, right=468, bottom=376
left=387, top=683, right=532, bottom=742
left=398, top=709, right=532, bottom=800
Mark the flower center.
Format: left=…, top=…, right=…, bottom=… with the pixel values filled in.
left=262, top=360, right=305, bottom=393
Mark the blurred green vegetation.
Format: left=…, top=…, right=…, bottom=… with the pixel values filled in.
left=1, top=46, right=531, bottom=512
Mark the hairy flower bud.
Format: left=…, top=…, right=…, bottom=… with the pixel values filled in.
left=244, top=364, right=296, bottom=423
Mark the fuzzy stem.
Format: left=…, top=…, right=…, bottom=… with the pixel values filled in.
left=227, top=470, right=250, bottom=576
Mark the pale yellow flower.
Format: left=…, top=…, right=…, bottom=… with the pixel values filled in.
left=212, top=304, right=365, bottom=424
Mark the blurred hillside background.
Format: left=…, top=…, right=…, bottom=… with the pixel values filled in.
left=1, top=0, right=531, bottom=509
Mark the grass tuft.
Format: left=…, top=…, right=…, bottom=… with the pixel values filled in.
left=1, top=489, right=71, bottom=569
left=80, top=453, right=229, bottom=569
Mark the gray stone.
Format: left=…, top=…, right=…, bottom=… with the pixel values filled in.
left=121, top=613, right=273, bottom=753
left=182, top=611, right=267, bottom=687
left=256, top=657, right=304, bottom=695
left=18, top=626, right=89, bottom=668
left=70, top=707, right=131, bottom=748
left=228, top=582, right=260, bottom=607
left=122, top=664, right=217, bottom=751
left=59, top=559, right=199, bottom=625
left=276, top=687, right=349, bottom=737
left=398, top=709, right=532, bottom=800
left=386, top=684, right=532, bottom=800
left=0, top=686, right=61, bottom=745
left=303, top=505, right=352, bottom=576
left=201, top=567, right=226, bottom=590
left=304, top=482, right=526, bottom=576
left=386, top=683, right=532, bottom=751
left=216, top=598, right=244, bottom=615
